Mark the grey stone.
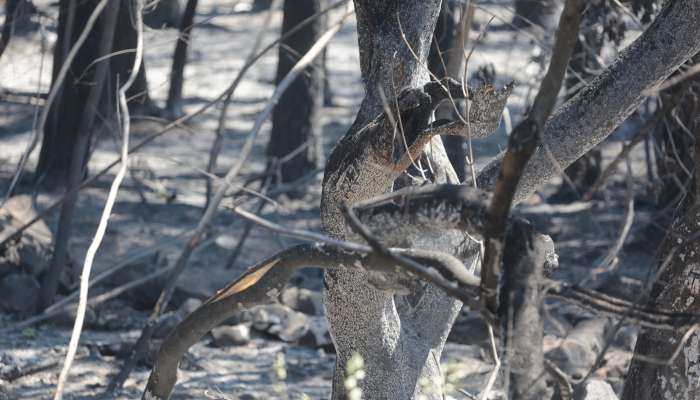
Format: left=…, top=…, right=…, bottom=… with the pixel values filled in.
left=576, top=379, right=619, bottom=400
left=0, top=382, right=14, bottom=400
left=276, top=311, right=309, bottom=343
left=247, top=304, right=332, bottom=347
left=298, top=316, right=332, bottom=349
left=613, top=325, right=637, bottom=352
left=50, top=305, right=97, bottom=328
left=251, top=304, right=289, bottom=331
left=546, top=318, right=611, bottom=378
left=211, top=324, right=251, bottom=347
left=0, top=195, right=53, bottom=279
left=0, top=273, right=40, bottom=314
left=281, top=286, right=323, bottom=315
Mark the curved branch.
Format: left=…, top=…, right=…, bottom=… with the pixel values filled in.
left=142, top=243, right=479, bottom=400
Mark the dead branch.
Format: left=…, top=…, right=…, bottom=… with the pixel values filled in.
left=39, top=0, right=123, bottom=310
left=53, top=2, right=143, bottom=397
left=476, top=0, right=700, bottom=204
left=0, top=2, right=347, bottom=254
left=480, top=0, right=583, bottom=320
left=105, top=12, right=352, bottom=395
left=142, top=240, right=479, bottom=400
left=205, top=0, right=347, bottom=206
left=141, top=179, right=700, bottom=399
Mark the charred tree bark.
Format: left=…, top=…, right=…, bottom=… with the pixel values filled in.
left=143, top=0, right=182, bottom=29
left=267, top=0, right=324, bottom=185
left=36, top=0, right=148, bottom=186
left=37, top=0, right=140, bottom=307
left=112, top=1, right=158, bottom=117
left=164, top=0, right=198, bottom=118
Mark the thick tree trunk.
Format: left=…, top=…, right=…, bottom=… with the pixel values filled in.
left=622, top=204, right=700, bottom=400
left=164, top=0, right=198, bottom=118
left=622, top=58, right=700, bottom=400
left=267, top=0, right=324, bottom=185
left=112, top=2, right=158, bottom=117
left=322, top=1, right=469, bottom=399
left=0, top=0, right=21, bottom=60
left=36, top=0, right=148, bottom=187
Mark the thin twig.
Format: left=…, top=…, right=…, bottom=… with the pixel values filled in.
left=205, top=0, right=278, bottom=207
left=53, top=2, right=143, bottom=399
left=0, top=3, right=347, bottom=252
left=479, top=324, right=501, bottom=400
left=205, top=0, right=348, bottom=207
left=105, top=10, right=351, bottom=394
left=480, top=0, right=582, bottom=319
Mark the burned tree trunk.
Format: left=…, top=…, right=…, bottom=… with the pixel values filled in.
left=0, top=0, right=31, bottom=61
left=36, top=0, right=150, bottom=186
left=164, top=0, right=198, bottom=118
left=36, top=0, right=113, bottom=187
left=143, top=0, right=183, bottom=29
left=321, top=1, right=453, bottom=396
left=501, top=220, right=553, bottom=400
left=112, top=2, right=158, bottom=117
left=267, top=0, right=324, bottom=185
left=37, top=0, right=141, bottom=307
